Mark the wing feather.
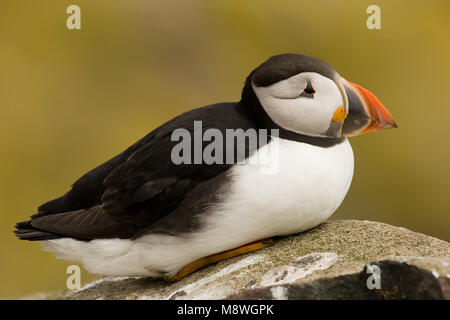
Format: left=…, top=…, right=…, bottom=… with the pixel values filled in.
left=16, top=102, right=260, bottom=240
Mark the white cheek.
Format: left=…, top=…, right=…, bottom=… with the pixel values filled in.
left=263, top=97, right=332, bottom=135
left=266, top=77, right=307, bottom=99
left=253, top=73, right=343, bottom=137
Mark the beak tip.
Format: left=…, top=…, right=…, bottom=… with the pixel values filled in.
left=387, top=117, right=398, bottom=129
left=385, top=119, right=398, bottom=129
left=378, top=119, right=398, bottom=131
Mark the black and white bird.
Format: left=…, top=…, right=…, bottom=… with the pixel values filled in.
left=15, top=54, right=397, bottom=280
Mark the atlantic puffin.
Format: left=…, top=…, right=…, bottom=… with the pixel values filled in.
left=15, top=54, right=397, bottom=281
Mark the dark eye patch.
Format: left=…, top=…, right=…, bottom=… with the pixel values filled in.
left=300, top=81, right=315, bottom=98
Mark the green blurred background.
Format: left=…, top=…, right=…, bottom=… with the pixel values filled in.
left=1, top=0, right=449, bottom=298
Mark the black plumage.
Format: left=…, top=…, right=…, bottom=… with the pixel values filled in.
left=15, top=103, right=264, bottom=240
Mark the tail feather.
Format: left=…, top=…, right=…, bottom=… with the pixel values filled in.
left=14, top=220, right=64, bottom=241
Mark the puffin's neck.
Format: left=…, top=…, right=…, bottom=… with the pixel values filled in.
left=238, top=76, right=345, bottom=148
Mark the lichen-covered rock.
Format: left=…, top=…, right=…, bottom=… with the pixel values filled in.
left=65, top=220, right=450, bottom=300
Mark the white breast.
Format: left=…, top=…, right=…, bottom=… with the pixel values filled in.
left=200, top=136, right=354, bottom=247
left=42, top=137, right=354, bottom=277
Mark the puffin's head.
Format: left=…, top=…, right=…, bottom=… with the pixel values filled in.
left=242, top=54, right=397, bottom=138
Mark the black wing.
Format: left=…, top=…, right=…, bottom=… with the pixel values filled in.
left=15, top=102, right=262, bottom=240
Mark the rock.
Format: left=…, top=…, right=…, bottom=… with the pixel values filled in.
left=65, top=220, right=449, bottom=300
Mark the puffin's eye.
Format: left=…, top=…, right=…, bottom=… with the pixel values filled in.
left=300, top=81, right=315, bottom=98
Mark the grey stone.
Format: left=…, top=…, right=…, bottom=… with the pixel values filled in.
left=63, top=220, right=449, bottom=300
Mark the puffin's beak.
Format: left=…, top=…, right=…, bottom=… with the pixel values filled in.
left=341, top=79, right=397, bottom=136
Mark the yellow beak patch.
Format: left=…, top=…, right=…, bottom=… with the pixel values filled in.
left=332, top=106, right=347, bottom=122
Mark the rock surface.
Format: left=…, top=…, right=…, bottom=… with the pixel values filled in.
left=65, top=220, right=449, bottom=300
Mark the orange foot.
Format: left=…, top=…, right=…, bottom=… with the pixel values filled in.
left=164, top=238, right=274, bottom=282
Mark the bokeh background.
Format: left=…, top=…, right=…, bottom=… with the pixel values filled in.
left=1, top=0, right=449, bottom=298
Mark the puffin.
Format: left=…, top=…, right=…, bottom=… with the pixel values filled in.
left=14, top=54, right=397, bottom=281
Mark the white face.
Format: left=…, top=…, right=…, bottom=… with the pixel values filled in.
left=252, top=72, right=346, bottom=138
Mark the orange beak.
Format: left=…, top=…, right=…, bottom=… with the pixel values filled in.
left=341, top=79, right=397, bottom=137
